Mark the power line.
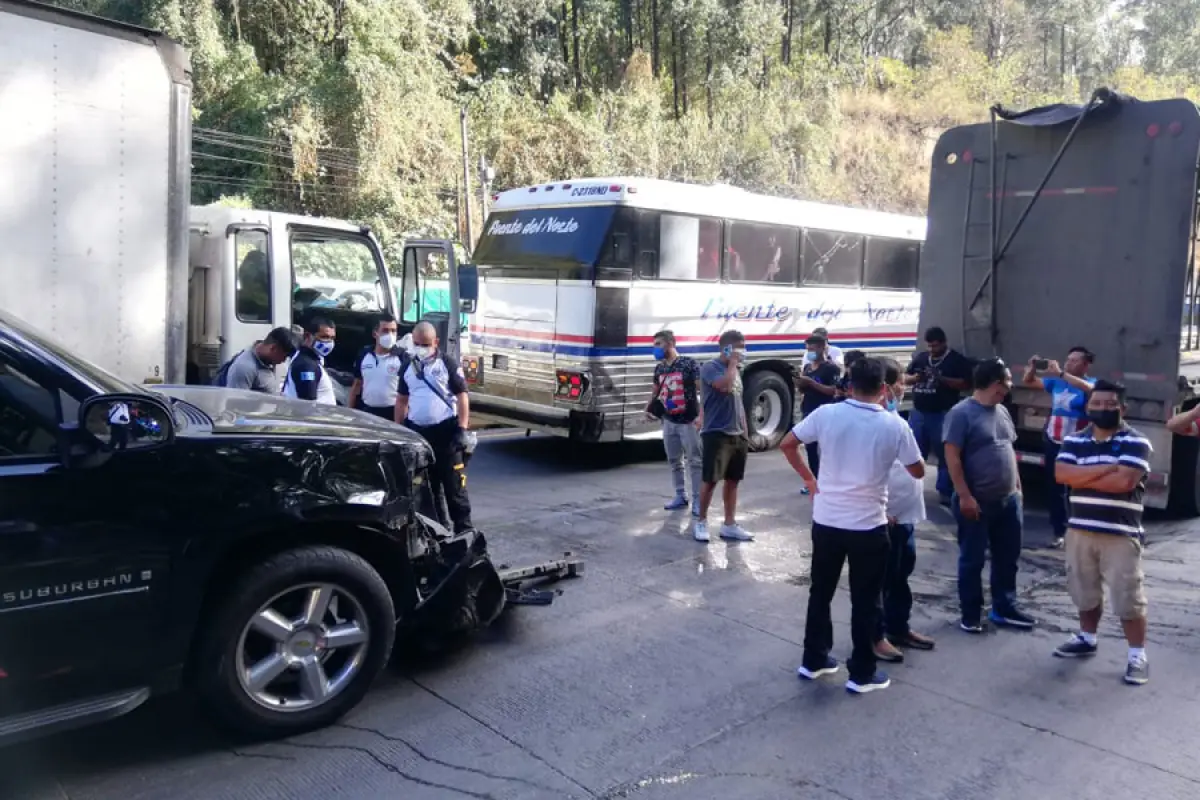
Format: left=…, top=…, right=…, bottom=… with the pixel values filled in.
left=193, top=125, right=357, bottom=152
left=193, top=135, right=361, bottom=172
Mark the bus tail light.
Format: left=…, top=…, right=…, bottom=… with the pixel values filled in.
left=555, top=370, right=590, bottom=401
left=461, top=355, right=482, bottom=385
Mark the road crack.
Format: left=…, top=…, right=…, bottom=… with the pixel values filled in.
left=272, top=740, right=499, bottom=799
left=335, top=721, right=567, bottom=793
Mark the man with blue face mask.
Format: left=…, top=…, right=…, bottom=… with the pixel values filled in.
left=283, top=317, right=337, bottom=405
left=645, top=330, right=703, bottom=515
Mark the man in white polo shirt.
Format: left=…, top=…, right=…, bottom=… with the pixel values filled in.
left=395, top=321, right=475, bottom=532
left=780, top=357, right=925, bottom=695
left=348, top=313, right=403, bottom=420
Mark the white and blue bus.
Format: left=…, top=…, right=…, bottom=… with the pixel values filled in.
left=462, top=177, right=925, bottom=451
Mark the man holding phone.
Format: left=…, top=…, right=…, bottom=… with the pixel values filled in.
left=695, top=330, right=754, bottom=543
left=1021, top=347, right=1095, bottom=548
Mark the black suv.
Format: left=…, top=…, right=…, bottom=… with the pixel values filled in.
left=0, top=310, right=506, bottom=745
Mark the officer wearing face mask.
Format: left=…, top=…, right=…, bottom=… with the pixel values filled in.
left=283, top=317, right=338, bottom=405
left=348, top=313, right=403, bottom=420
left=395, top=321, right=476, bottom=533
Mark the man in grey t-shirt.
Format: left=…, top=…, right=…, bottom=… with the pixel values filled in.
left=942, top=357, right=1034, bottom=633
left=216, top=327, right=297, bottom=394
left=695, top=330, right=753, bottom=544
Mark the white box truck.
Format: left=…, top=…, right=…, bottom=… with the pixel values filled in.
left=0, top=0, right=475, bottom=394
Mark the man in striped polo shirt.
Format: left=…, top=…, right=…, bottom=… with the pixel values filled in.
left=1052, top=380, right=1152, bottom=685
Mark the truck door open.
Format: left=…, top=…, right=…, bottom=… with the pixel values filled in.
left=287, top=226, right=396, bottom=387
left=398, top=240, right=470, bottom=360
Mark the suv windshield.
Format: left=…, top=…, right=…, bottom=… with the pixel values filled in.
left=0, top=309, right=140, bottom=395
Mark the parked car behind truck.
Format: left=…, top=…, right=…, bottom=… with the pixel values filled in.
left=0, top=0, right=475, bottom=399
left=920, top=89, right=1200, bottom=514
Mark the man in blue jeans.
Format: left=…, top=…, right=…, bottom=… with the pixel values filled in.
left=905, top=327, right=973, bottom=505
left=943, top=357, right=1036, bottom=633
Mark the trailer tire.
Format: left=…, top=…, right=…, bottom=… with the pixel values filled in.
left=744, top=370, right=793, bottom=453
left=1168, top=433, right=1200, bottom=517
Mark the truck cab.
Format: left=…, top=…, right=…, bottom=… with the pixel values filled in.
left=187, top=206, right=476, bottom=399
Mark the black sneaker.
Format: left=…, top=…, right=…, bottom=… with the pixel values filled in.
left=1051, top=535, right=1065, bottom=549
left=1053, top=634, right=1098, bottom=658
left=960, top=617, right=984, bottom=634
left=797, top=655, right=840, bottom=680
left=1124, top=655, right=1149, bottom=685
left=846, top=671, right=891, bottom=694
left=989, top=607, right=1036, bottom=629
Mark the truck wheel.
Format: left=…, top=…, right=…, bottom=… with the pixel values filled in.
left=195, top=545, right=396, bottom=739
left=1168, top=433, right=1200, bottom=517
left=744, top=370, right=793, bottom=453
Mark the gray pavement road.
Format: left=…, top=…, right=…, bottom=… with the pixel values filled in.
left=6, top=430, right=1200, bottom=800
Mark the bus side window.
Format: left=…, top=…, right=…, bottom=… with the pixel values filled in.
left=728, top=221, right=799, bottom=284
left=634, top=209, right=660, bottom=279
left=802, top=230, right=863, bottom=287
left=655, top=214, right=722, bottom=281
left=864, top=237, right=920, bottom=290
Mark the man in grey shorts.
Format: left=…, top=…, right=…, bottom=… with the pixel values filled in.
left=214, top=327, right=297, bottom=393
left=695, top=330, right=753, bottom=544
left=646, top=329, right=704, bottom=516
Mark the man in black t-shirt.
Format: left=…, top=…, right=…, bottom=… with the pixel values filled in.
left=796, top=334, right=842, bottom=482
left=904, top=326, right=973, bottom=504
left=646, top=329, right=703, bottom=515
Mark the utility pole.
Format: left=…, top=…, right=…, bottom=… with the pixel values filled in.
left=478, top=153, right=494, bottom=226
left=460, top=106, right=474, bottom=246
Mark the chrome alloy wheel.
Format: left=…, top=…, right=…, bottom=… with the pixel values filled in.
left=234, top=583, right=370, bottom=713
left=753, top=387, right=786, bottom=437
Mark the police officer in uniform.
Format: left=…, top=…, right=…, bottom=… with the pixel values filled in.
left=348, top=314, right=404, bottom=420
left=283, top=317, right=337, bottom=405
left=395, top=321, right=474, bottom=532
left=107, top=400, right=131, bottom=451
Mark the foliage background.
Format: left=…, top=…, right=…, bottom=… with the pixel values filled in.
left=50, top=0, right=1200, bottom=264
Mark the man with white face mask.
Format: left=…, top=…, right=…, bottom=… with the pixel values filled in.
left=395, top=321, right=475, bottom=532
left=349, top=313, right=403, bottom=420
left=282, top=317, right=337, bottom=405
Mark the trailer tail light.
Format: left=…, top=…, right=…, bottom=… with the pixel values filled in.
left=555, top=370, right=589, bottom=401
left=1170, top=121, right=1183, bottom=136
left=609, top=184, right=623, bottom=192
left=1147, top=123, right=1160, bottom=138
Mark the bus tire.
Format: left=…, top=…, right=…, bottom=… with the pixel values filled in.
left=1168, top=432, right=1200, bottom=517
left=744, top=370, right=793, bottom=453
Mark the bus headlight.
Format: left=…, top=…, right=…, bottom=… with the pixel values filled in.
left=555, top=369, right=590, bottom=401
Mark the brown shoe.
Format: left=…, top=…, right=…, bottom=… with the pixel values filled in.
left=892, top=630, right=936, bottom=651
left=874, top=639, right=904, bottom=663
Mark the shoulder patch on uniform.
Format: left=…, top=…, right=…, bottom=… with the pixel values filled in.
left=300, top=371, right=317, bottom=381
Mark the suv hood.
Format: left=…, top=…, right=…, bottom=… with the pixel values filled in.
left=155, top=386, right=427, bottom=445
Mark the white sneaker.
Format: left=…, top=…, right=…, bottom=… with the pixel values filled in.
left=693, top=520, right=710, bottom=542
left=719, top=523, right=754, bottom=541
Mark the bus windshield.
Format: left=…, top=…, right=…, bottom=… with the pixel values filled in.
left=474, top=206, right=617, bottom=269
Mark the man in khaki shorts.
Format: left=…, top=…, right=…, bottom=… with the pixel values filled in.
left=1052, top=380, right=1152, bottom=685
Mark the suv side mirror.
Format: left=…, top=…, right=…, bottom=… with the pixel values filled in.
left=457, top=264, right=478, bottom=314
left=80, top=393, right=176, bottom=453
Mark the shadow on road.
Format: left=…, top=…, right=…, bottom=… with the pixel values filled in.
left=474, top=430, right=666, bottom=473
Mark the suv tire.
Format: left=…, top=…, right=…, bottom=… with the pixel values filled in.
left=195, top=545, right=397, bottom=738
